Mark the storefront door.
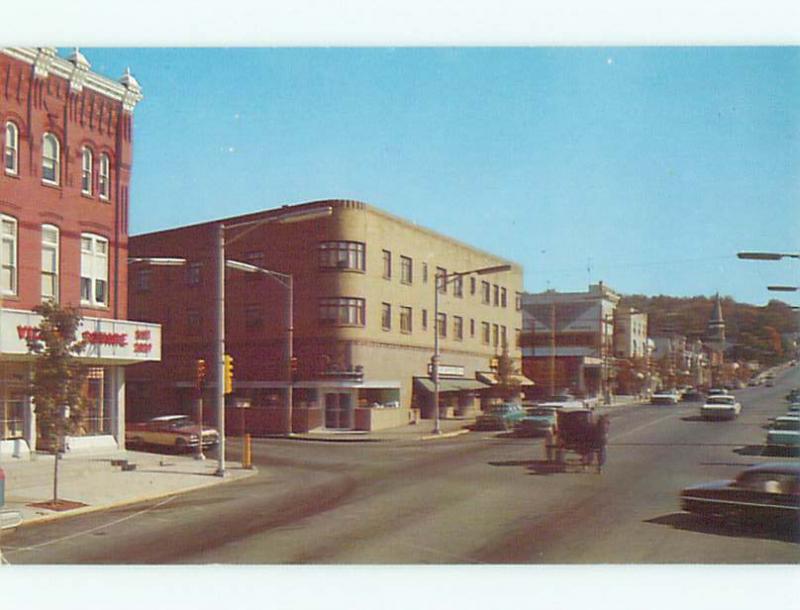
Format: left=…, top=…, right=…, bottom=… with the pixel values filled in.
left=324, top=392, right=353, bottom=429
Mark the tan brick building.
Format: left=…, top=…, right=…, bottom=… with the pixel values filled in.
left=128, top=200, right=523, bottom=433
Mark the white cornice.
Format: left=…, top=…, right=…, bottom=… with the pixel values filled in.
left=1, top=47, right=143, bottom=113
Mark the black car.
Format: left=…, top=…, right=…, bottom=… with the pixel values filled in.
left=680, top=462, right=800, bottom=526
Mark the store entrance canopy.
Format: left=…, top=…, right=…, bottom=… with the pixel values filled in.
left=475, top=371, right=535, bottom=386
left=414, top=377, right=489, bottom=393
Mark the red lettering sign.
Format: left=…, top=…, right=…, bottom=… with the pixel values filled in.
left=135, top=330, right=151, bottom=341
left=17, top=326, right=41, bottom=341
left=133, top=342, right=152, bottom=354
left=81, top=331, right=128, bottom=347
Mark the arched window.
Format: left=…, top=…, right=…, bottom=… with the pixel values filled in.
left=99, top=153, right=110, bottom=200
left=81, top=147, right=93, bottom=195
left=4, top=122, right=18, bottom=175
left=42, top=133, right=60, bottom=184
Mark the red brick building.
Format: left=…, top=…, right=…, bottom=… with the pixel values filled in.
left=0, top=48, right=161, bottom=459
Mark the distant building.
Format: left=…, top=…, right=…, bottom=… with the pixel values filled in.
left=128, top=200, right=524, bottom=434
left=520, top=282, right=619, bottom=397
left=613, top=307, right=648, bottom=359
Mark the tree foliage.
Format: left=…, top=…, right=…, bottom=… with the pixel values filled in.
left=494, top=345, right=522, bottom=401
left=27, top=301, right=90, bottom=451
left=620, top=294, right=797, bottom=366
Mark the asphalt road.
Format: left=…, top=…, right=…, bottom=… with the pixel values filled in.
left=4, top=368, right=799, bottom=564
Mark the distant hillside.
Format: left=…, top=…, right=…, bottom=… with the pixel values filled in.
left=618, top=295, right=798, bottom=365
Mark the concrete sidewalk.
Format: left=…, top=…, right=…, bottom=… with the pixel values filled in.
left=284, top=417, right=474, bottom=443
left=1, top=450, right=255, bottom=527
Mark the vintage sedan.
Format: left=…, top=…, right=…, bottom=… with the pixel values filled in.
left=651, top=390, right=679, bottom=405
left=766, top=416, right=800, bottom=453
left=474, top=403, right=526, bottom=431
left=126, top=415, right=220, bottom=451
left=700, top=395, right=742, bottom=420
left=680, top=462, right=800, bottom=526
left=514, top=405, right=560, bottom=437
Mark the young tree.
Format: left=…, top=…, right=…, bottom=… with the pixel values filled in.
left=494, top=345, right=523, bottom=402
left=26, top=301, right=89, bottom=505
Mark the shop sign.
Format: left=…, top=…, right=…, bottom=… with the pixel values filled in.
left=428, top=363, right=465, bottom=378
left=3, top=309, right=160, bottom=362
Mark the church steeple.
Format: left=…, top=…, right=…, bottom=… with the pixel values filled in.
left=708, top=293, right=726, bottom=348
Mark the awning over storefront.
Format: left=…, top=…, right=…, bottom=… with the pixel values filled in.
left=476, top=371, right=536, bottom=386
left=414, top=377, right=489, bottom=393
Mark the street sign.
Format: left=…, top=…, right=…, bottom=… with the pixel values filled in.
left=0, top=510, right=22, bottom=530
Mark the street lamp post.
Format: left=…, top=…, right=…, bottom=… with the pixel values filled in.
left=431, top=264, right=511, bottom=435
left=215, top=206, right=332, bottom=476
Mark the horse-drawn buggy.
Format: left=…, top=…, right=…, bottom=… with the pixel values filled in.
left=545, top=408, right=609, bottom=473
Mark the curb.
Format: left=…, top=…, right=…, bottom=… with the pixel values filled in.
left=420, top=429, right=472, bottom=441
left=14, top=466, right=258, bottom=528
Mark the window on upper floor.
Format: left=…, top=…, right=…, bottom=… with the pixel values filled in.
left=515, top=291, right=522, bottom=311
left=80, top=233, right=108, bottom=307
left=381, top=302, right=392, bottom=331
left=136, top=268, right=152, bottom=293
left=422, top=308, right=428, bottom=331
left=41, top=224, right=59, bottom=302
left=436, top=267, right=447, bottom=294
left=470, top=276, right=476, bottom=295
left=453, top=275, right=463, bottom=298
left=98, top=154, right=111, bottom=200
left=481, top=321, right=490, bottom=344
left=245, top=304, right=264, bottom=329
left=470, top=318, right=475, bottom=337
left=501, top=287, right=507, bottom=308
left=187, top=308, right=201, bottom=333
left=481, top=281, right=490, bottom=304
left=81, top=147, right=93, bottom=195
left=501, top=325, right=507, bottom=348
left=42, top=133, right=60, bottom=185
left=437, top=312, right=447, bottom=338
left=5, top=122, right=19, bottom=175
left=319, top=241, right=365, bottom=271
left=382, top=250, right=392, bottom=279
left=492, top=323, right=500, bottom=348
left=186, top=262, right=202, bottom=286
left=422, top=263, right=428, bottom=284
left=493, top=284, right=500, bottom=306
left=319, top=297, right=366, bottom=326
left=400, top=306, right=412, bottom=334
left=400, top=256, right=413, bottom=284
left=1, top=215, right=18, bottom=296
left=453, top=315, right=464, bottom=341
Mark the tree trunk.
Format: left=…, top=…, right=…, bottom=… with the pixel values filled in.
left=53, top=449, right=60, bottom=504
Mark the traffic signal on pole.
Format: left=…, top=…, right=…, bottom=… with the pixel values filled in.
left=223, top=354, right=234, bottom=394
left=195, top=358, right=207, bottom=389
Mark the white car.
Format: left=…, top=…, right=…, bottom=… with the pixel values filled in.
left=700, top=395, right=742, bottom=420
left=651, top=390, right=679, bottom=405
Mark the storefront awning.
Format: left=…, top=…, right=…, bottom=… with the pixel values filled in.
left=476, top=371, right=536, bottom=386
left=414, top=377, right=489, bottom=393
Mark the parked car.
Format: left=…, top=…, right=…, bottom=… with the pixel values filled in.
left=651, top=390, right=679, bottom=405
left=786, top=389, right=800, bottom=403
left=126, top=415, right=220, bottom=451
left=707, top=388, right=728, bottom=397
left=766, top=416, right=800, bottom=453
left=700, top=395, right=742, bottom=420
left=474, top=403, right=526, bottom=431
left=514, top=405, right=559, bottom=437
left=681, top=388, right=704, bottom=402
left=786, top=403, right=800, bottom=415
left=680, top=462, right=800, bottom=526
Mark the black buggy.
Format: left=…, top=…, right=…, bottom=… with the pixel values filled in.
left=545, top=408, right=609, bottom=473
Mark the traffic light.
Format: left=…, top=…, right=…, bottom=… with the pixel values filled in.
left=223, top=354, right=234, bottom=394
left=195, top=358, right=207, bottom=389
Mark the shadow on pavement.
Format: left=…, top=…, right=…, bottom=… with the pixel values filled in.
left=487, top=459, right=597, bottom=476
left=733, top=445, right=767, bottom=457
left=646, top=512, right=799, bottom=544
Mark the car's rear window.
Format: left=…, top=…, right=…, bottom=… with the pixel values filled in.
left=707, top=396, right=735, bottom=405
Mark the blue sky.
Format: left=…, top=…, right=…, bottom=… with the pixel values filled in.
left=77, top=47, right=799, bottom=306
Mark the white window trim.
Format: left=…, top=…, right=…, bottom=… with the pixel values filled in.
left=5, top=122, right=19, bottom=176
left=80, top=233, right=109, bottom=307
left=99, top=153, right=110, bottom=200
left=1, top=215, right=18, bottom=296
left=81, top=147, right=93, bottom=195
left=41, top=224, right=59, bottom=303
left=42, top=133, right=60, bottom=186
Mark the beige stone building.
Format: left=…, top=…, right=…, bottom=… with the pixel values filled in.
left=128, top=199, right=523, bottom=433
